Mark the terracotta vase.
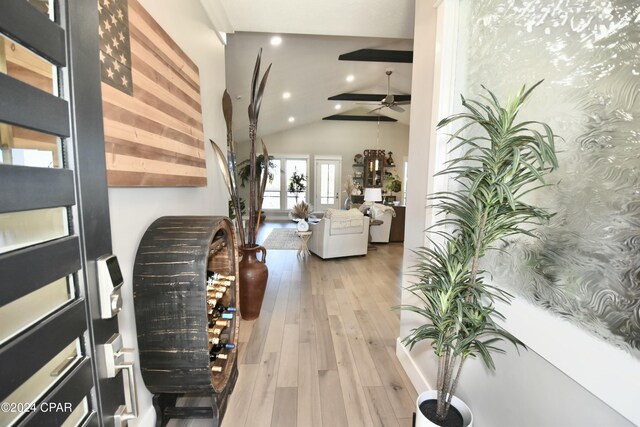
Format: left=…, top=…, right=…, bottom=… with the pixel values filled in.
left=238, top=245, right=269, bottom=320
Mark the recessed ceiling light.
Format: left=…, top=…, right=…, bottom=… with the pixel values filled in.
left=335, top=104, right=342, bottom=110
left=270, top=36, right=282, bottom=46
left=288, top=116, right=295, bottom=123
left=346, top=74, right=355, bottom=82
left=282, top=92, right=291, bottom=99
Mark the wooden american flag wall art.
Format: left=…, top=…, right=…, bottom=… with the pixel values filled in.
left=99, top=0, right=207, bottom=187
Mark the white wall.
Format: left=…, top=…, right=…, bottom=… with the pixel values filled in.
left=237, top=119, right=409, bottom=214
left=107, top=1, right=228, bottom=425
left=397, top=1, right=634, bottom=426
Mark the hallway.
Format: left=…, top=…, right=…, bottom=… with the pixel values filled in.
left=171, top=222, right=416, bottom=426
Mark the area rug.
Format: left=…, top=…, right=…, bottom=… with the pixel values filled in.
left=262, top=228, right=300, bottom=250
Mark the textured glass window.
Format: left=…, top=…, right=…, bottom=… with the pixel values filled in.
left=262, top=159, right=281, bottom=210
left=452, top=1, right=640, bottom=357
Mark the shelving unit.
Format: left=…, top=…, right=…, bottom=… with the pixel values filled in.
left=352, top=163, right=364, bottom=184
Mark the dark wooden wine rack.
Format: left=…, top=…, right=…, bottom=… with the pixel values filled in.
left=133, top=216, right=239, bottom=426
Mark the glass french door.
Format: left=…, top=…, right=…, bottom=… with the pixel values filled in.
left=0, top=1, right=124, bottom=426
left=314, top=158, right=341, bottom=211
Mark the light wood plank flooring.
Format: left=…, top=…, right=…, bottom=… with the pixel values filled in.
left=169, top=221, right=417, bottom=427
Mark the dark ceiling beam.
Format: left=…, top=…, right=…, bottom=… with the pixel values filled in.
left=328, top=93, right=411, bottom=102
left=322, top=114, right=397, bottom=122
left=338, top=49, right=413, bottom=63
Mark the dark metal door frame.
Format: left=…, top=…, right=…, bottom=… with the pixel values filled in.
left=0, top=0, right=124, bottom=425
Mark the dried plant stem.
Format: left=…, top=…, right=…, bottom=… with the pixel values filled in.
left=248, top=123, right=257, bottom=247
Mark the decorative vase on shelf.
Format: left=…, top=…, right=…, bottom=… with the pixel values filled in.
left=238, top=245, right=268, bottom=320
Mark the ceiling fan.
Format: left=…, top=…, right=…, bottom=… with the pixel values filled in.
left=361, top=70, right=411, bottom=113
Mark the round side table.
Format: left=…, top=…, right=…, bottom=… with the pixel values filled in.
left=296, top=231, right=312, bottom=257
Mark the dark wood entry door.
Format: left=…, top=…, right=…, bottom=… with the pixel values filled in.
left=0, top=1, right=127, bottom=425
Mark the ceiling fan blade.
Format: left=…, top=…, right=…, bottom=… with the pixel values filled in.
left=382, top=94, right=394, bottom=105
left=369, top=106, right=385, bottom=113
left=395, top=100, right=411, bottom=105
left=390, top=105, right=405, bottom=112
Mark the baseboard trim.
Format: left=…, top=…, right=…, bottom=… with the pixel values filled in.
left=131, top=406, right=155, bottom=427
left=396, top=338, right=431, bottom=393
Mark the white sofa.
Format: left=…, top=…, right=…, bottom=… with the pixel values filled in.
left=307, top=208, right=369, bottom=259
left=369, top=203, right=395, bottom=243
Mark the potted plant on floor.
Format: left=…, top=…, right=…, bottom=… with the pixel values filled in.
left=401, top=81, right=558, bottom=427
left=238, top=154, right=276, bottom=224
left=211, top=50, right=272, bottom=320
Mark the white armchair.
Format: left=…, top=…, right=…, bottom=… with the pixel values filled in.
left=369, top=204, right=395, bottom=243
left=308, top=208, right=369, bottom=259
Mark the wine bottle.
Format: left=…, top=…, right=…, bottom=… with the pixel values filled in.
left=212, top=319, right=229, bottom=328
left=209, top=310, right=234, bottom=322
left=211, top=336, right=226, bottom=345
left=209, top=316, right=230, bottom=328
left=210, top=340, right=235, bottom=352
left=209, top=352, right=228, bottom=361
left=207, top=291, right=224, bottom=300
left=207, top=305, right=219, bottom=317
left=211, top=302, right=237, bottom=314
left=207, top=282, right=228, bottom=289
left=210, top=328, right=223, bottom=336
left=211, top=366, right=223, bottom=373
left=207, top=277, right=232, bottom=287
left=211, top=273, right=235, bottom=281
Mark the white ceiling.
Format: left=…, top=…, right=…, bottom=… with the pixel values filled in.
left=204, top=1, right=415, bottom=139
left=209, top=0, right=415, bottom=39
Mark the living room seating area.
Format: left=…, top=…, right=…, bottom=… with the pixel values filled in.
left=307, top=208, right=370, bottom=259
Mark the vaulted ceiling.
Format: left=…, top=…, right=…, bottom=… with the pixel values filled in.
left=202, top=0, right=415, bottom=39
left=201, top=0, right=416, bottom=138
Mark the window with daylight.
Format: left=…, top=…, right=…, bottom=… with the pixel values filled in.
left=262, top=159, right=281, bottom=210
left=286, top=159, right=308, bottom=209
left=262, top=157, right=308, bottom=211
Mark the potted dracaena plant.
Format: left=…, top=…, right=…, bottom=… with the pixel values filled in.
left=402, top=81, right=558, bottom=427
left=210, top=50, right=272, bottom=320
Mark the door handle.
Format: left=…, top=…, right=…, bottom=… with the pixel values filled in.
left=113, top=362, right=138, bottom=425
left=99, top=334, right=139, bottom=426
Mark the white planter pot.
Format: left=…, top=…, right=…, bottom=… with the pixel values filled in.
left=415, top=390, right=473, bottom=427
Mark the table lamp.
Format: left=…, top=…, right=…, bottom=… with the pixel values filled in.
left=364, top=188, right=382, bottom=205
